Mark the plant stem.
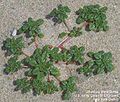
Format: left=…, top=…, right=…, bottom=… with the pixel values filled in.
left=22, top=50, right=30, bottom=57
left=82, top=21, right=89, bottom=28
left=34, top=35, right=39, bottom=48
left=56, top=21, right=71, bottom=48
left=22, top=66, right=28, bottom=68
left=54, top=76, right=61, bottom=83
left=57, top=36, right=71, bottom=48
left=63, top=21, right=71, bottom=31
left=47, top=73, right=51, bottom=82
left=57, top=21, right=88, bottom=48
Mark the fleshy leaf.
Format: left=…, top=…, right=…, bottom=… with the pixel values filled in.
left=18, top=17, right=44, bottom=38
left=3, top=36, right=24, bottom=55
left=76, top=4, right=109, bottom=32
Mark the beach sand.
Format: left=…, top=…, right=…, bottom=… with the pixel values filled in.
left=0, top=0, right=120, bottom=102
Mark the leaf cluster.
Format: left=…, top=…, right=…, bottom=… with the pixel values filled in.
left=76, top=4, right=109, bottom=31
left=77, top=51, right=114, bottom=76
left=49, top=45, right=85, bottom=64
left=60, top=76, right=77, bottom=100
left=18, top=47, right=59, bottom=94
left=14, top=46, right=81, bottom=98
left=32, top=79, right=59, bottom=95
left=59, top=27, right=82, bottom=38
left=14, top=78, right=32, bottom=93
left=48, top=4, right=71, bottom=24
left=18, top=17, right=44, bottom=38
left=2, top=4, right=114, bottom=101
left=3, top=36, right=24, bottom=55
left=4, top=56, right=21, bottom=74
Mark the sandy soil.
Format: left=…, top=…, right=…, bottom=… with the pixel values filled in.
left=0, top=0, right=120, bottom=102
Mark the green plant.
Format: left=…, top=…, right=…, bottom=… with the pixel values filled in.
left=59, top=27, right=82, bottom=38
left=48, top=4, right=71, bottom=24
left=49, top=45, right=85, bottom=64
left=2, top=4, right=114, bottom=101
left=14, top=78, right=32, bottom=93
left=76, top=4, right=109, bottom=31
left=4, top=56, right=21, bottom=74
left=77, top=51, right=114, bottom=76
left=3, top=36, right=24, bottom=55
left=18, top=17, right=44, bottom=38
left=31, top=78, right=59, bottom=95
left=60, top=76, right=77, bottom=100
left=4, top=44, right=83, bottom=99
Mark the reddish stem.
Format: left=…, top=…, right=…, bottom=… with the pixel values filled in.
left=54, top=76, right=61, bottom=83
left=63, top=21, right=71, bottom=31
left=47, top=73, right=51, bottom=82
left=22, top=66, right=28, bottom=68
left=22, top=50, right=30, bottom=57
left=82, top=21, right=89, bottom=27
left=57, top=21, right=89, bottom=49
left=57, top=37, right=71, bottom=49
left=34, top=36, right=38, bottom=48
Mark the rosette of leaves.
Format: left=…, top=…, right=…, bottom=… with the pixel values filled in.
left=48, top=4, right=71, bottom=24
left=76, top=4, right=109, bottom=31
left=60, top=48, right=72, bottom=62
left=60, top=76, right=77, bottom=100
left=49, top=45, right=85, bottom=64
left=2, top=36, right=24, bottom=55
left=4, top=56, right=21, bottom=74
left=16, top=46, right=81, bottom=99
left=21, top=47, right=60, bottom=95
left=32, top=79, right=59, bottom=95
left=18, top=17, right=44, bottom=38
left=14, top=78, right=32, bottom=93
left=77, top=51, right=114, bottom=76
left=24, top=48, right=61, bottom=78
left=49, top=47, right=63, bottom=62
left=59, top=27, right=82, bottom=38
left=77, top=60, right=94, bottom=76
left=69, top=45, right=85, bottom=64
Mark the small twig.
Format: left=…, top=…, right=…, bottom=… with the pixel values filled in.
left=22, top=66, right=28, bottom=68
left=22, top=50, right=30, bottom=57
left=56, top=21, right=71, bottom=49
left=54, top=76, right=61, bottom=83
left=63, top=21, right=71, bottom=31
left=57, top=21, right=89, bottom=49
left=34, top=35, right=39, bottom=48
left=57, top=36, right=71, bottom=48
left=47, top=73, right=51, bottom=82
left=81, top=21, right=89, bottom=28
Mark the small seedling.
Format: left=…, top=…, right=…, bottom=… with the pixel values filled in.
left=2, top=4, right=114, bottom=101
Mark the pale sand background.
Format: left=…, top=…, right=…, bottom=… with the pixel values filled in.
left=0, top=0, right=120, bottom=102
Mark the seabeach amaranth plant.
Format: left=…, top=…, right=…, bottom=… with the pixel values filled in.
left=2, top=4, right=114, bottom=101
